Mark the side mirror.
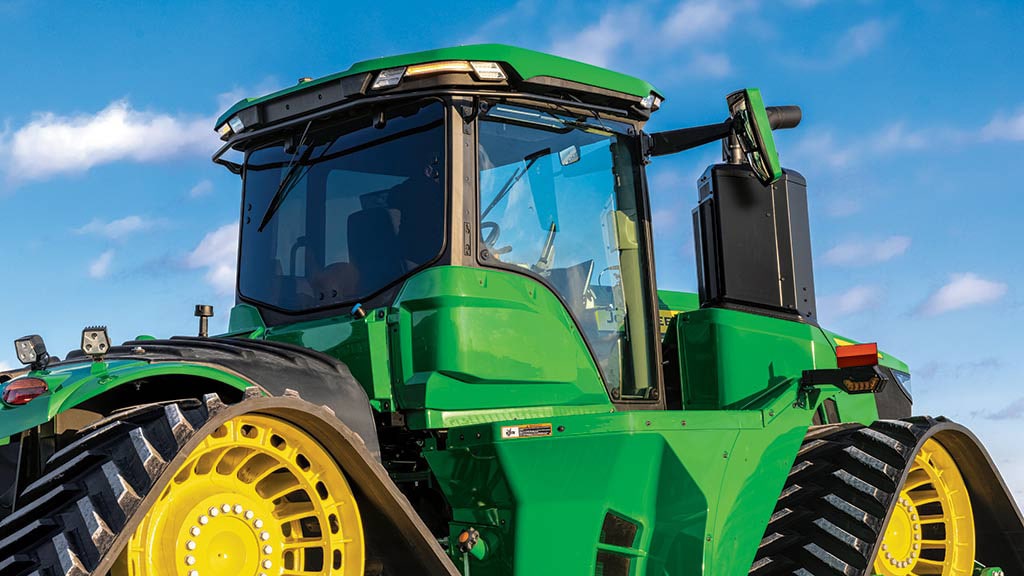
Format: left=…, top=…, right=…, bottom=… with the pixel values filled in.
left=727, top=88, right=782, bottom=185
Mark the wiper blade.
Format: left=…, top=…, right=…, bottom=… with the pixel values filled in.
left=481, top=147, right=550, bottom=220
left=257, top=121, right=314, bottom=233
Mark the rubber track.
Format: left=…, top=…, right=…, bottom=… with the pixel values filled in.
left=748, top=417, right=941, bottom=576
left=0, top=395, right=224, bottom=576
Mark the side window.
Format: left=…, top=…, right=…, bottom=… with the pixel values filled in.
left=478, top=105, right=653, bottom=401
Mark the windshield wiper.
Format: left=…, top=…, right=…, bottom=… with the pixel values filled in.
left=257, top=121, right=314, bottom=232
left=481, top=147, right=550, bottom=220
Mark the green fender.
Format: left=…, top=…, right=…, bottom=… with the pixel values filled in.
left=0, top=358, right=253, bottom=442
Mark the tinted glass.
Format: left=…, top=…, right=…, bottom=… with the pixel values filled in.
left=240, top=100, right=445, bottom=312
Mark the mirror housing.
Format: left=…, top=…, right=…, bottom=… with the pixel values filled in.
left=726, top=88, right=782, bottom=185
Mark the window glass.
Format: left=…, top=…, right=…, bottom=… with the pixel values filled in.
left=240, top=100, right=445, bottom=312
left=479, top=104, right=652, bottom=400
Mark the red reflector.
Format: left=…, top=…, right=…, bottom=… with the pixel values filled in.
left=2, top=377, right=48, bottom=405
left=836, top=343, right=879, bottom=368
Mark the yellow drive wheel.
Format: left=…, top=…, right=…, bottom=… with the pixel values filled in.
left=117, top=413, right=364, bottom=576
left=873, top=437, right=975, bottom=576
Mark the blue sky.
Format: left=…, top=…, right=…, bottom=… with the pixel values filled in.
left=1, top=1, right=1022, bottom=501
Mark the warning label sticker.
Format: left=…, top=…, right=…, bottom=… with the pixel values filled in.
left=500, top=423, right=553, bottom=440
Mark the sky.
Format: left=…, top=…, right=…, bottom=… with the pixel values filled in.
left=0, top=1, right=1022, bottom=503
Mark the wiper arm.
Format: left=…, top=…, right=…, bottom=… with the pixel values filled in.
left=257, top=121, right=314, bottom=233
left=481, top=147, right=550, bottom=220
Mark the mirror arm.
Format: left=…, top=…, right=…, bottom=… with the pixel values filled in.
left=646, top=120, right=733, bottom=158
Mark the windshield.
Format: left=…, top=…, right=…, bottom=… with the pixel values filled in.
left=478, top=104, right=654, bottom=401
left=239, top=100, right=446, bottom=312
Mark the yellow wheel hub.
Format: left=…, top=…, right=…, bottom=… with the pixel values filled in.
left=118, top=414, right=364, bottom=576
left=874, top=437, right=975, bottom=576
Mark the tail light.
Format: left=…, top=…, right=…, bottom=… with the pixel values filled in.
left=2, top=377, right=48, bottom=406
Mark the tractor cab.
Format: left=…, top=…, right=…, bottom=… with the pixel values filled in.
left=215, top=44, right=789, bottom=422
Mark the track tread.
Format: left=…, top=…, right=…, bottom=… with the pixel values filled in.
left=748, top=418, right=936, bottom=575
left=0, top=399, right=219, bottom=576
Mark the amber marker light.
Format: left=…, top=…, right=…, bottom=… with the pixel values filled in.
left=2, top=377, right=49, bottom=406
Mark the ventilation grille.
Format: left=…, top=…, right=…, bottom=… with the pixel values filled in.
left=600, top=512, right=638, bottom=548
left=595, top=512, right=639, bottom=576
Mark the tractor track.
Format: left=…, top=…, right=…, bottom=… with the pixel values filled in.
left=748, top=416, right=1023, bottom=576
left=0, top=393, right=459, bottom=576
left=0, top=395, right=221, bottom=576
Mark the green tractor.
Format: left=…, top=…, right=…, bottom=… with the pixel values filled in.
left=0, top=44, right=1020, bottom=576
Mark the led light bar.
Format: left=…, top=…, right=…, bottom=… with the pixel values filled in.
left=372, top=60, right=507, bottom=91
left=406, top=60, right=474, bottom=76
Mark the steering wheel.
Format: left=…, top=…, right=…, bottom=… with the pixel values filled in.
left=481, top=221, right=501, bottom=248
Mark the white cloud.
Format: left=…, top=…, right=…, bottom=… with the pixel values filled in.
left=662, top=0, right=739, bottom=45
left=1, top=100, right=212, bottom=182
left=216, top=77, right=284, bottom=112
left=788, top=19, right=889, bottom=69
left=791, top=132, right=856, bottom=168
left=823, top=236, right=911, bottom=266
left=981, top=107, right=1024, bottom=141
left=839, top=20, right=887, bottom=60
left=75, top=215, right=159, bottom=239
left=548, top=0, right=749, bottom=74
left=549, top=7, right=636, bottom=67
left=872, top=122, right=929, bottom=152
left=89, top=250, right=115, bottom=279
left=0, top=360, right=12, bottom=372
left=821, top=285, right=881, bottom=317
left=189, top=179, right=214, bottom=199
left=688, top=52, right=733, bottom=78
left=187, top=223, right=239, bottom=295
left=920, top=273, right=1008, bottom=316
left=988, top=397, right=1024, bottom=420
left=824, top=197, right=863, bottom=218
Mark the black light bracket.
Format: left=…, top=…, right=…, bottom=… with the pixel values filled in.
left=801, top=365, right=890, bottom=395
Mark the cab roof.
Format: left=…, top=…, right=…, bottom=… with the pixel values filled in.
left=215, top=44, right=661, bottom=130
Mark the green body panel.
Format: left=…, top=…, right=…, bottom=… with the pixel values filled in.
left=390, top=266, right=611, bottom=428
left=426, top=376, right=871, bottom=575
left=677, top=307, right=844, bottom=410
left=216, top=44, right=659, bottom=128
left=0, top=359, right=253, bottom=441
left=657, top=289, right=909, bottom=372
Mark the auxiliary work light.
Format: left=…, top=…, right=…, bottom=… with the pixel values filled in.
left=14, top=334, right=49, bottom=370
left=81, top=326, right=112, bottom=361
left=1, top=377, right=48, bottom=406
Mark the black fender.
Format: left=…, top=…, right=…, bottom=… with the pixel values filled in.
left=929, top=421, right=1024, bottom=570
left=67, top=336, right=381, bottom=460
